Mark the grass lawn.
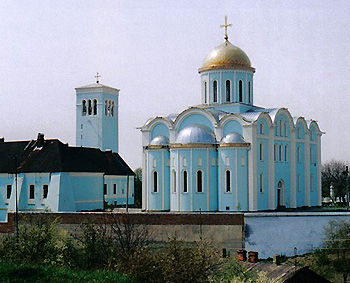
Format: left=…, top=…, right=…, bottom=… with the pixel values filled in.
left=0, top=263, right=134, bottom=283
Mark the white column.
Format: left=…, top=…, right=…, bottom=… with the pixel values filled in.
left=190, top=148, right=193, bottom=211
left=268, top=125, right=275, bottom=210
left=244, top=124, right=257, bottom=211
left=142, top=150, right=148, bottom=210
left=317, top=133, right=322, bottom=206
left=290, top=129, right=296, bottom=208
left=304, top=132, right=310, bottom=207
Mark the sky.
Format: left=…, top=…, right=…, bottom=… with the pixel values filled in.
left=0, top=0, right=350, bottom=170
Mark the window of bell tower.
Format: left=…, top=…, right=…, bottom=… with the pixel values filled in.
left=213, top=80, right=218, bottom=102
left=82, top=100, right=87, bottom=116
left=239, top=80, right=243, bottom=102
left=93, top=99, right=97, bottom=115
left=204, top=81, right=207, bottom=103
left=225, top=80, right=231, bottom=102
left=88, top=100, right=92, bottom=115
left=248, top=81, right=251, bottom=103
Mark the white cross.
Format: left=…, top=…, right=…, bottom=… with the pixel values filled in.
left=220, top=15, right=232, bottom=41
left=94, top=72, right=101, bottom=84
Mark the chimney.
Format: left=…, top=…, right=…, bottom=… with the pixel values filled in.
left=37, top=133, right=45, bottom=147
left=236, top=249, right=247, bottom=261
left=273, top=254, right=281, bottom=266
left=248, top=251, right=259, bottom=263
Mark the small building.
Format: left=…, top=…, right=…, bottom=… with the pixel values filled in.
left=0, top=80, right=135, bottom=213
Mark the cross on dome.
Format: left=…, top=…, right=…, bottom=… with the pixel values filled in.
left=220, top=15, right=232, bottom=41
left=94, top=72, right=101, bottom=84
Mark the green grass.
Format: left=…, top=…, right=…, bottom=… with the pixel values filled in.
left=0, top=263, right=134, bottom=283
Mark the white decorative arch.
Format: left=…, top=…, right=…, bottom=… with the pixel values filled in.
left=173, top=107, right=218, bottom=132
left=308, top=120, right=324, bottom=134
left=269, top=108, right=295, bottom=131
left=141, top=116, right=173, bottom=132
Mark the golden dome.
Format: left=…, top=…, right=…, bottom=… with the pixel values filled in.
left=198, top=40, right=254, bottom=73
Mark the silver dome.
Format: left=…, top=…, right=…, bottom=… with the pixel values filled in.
left=176, top=124, right=216, bottom=144
left=150, top=135, right=169, bottom=145
left=221, top=133, right=245, bottom=143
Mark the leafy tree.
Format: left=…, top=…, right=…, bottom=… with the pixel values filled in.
left=316, top=220, right=350, bottom=283
left=322, top=160, right=349, bottom=202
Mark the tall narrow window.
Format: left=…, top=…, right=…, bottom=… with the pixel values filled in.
left=297, top=174, right=301, bottom=192
left=82, top=100, right=87, bottom=116
left=297, top=146, right=301, bottom=163
left=93, top=99, right=97, bottom=115
left=197, top=170, right=203, bottom=193
left=88, top=100, right=92, bottom=115
left=310, top=147, right=313, bottom=163
left=279, top=145, right=282, bottom=162
left=107, top=100, right=111, bottom=116
left=284, top=145, right=288, bottom=162
left=204, top=81, right=207, bottom=103
left=43, top=185, right=48, bottom=199
left=239, top=80, right=243, bottom=102
left=29, top=185, right=35, bottom=199
left=105, top=100, right=108, bottom=116
left=103, top=184, right=107, bottom=195
left=259, top=174, right=264, bottom=193
left=213, top=80, right=218, bottom=102
left=172, top=170, right=176, bottom=193
left=260, top=123, right=264, bottom=134
left=113, top=184, right=117, bottom=194
left=284, top=122, right=287, bottom=137
left=279, top=120, right=283, bottom=136
left=6, top=185, right=12, bottom=199
left=111, top=101, right=114, bottom=117
left=225, top=80, right=231, bottom=102
left=248, top=81, right=251, bottom=103
left=225, top=170, right=231, bottom=193
left=153, top=171, right=158, bottom=193
left=182, top=170, right=188, bottom=193
left=259, top=143, right=263, bottom=161
left=274, top=144, right=277, bottom=161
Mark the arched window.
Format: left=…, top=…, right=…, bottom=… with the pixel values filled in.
left=204, top=81, right=207, bottom=103
left=172, top=170, right=176, bottom=193
left=213, top=80, right=218, bottom=102
left=43, top=184, right=48, bottom=199
left=310, top=147, right=313, bottom=163
left=274, top=144, right=277, bottom=161
left=107, top=100, right=111, bottom=116
left=284, top=145, right=288, bottom=161
left=82, top=100, right=87, bottom=116
left=197, top=170, right=203, bottom=193
left=88, top=100, right=92, bottom=115
left=225, top=80, right=231, bottom=102
left=239, top=80, right=243, bottom=102
left=260, top=123, right=264, bottom=134
left=153, top=171, right=158, bottom=193
left=297, top=146, right=301, bottom=163
left=279, top=120, right=283, bottom=136
left=225, top=170, right=231, bottom=193
left=93, top=99, right=97, bottom=115
left=284, top=122, right=287, bottom=137
left=297, top=127, right=301, bottom=139
left=111, top=101, right=114, bottom=117
left=248, top=81, right=251, bottom=103
left=105, top=100, right=108, bottom=116
left=182, top=170, right=188, bottom=193
left=259, top=143, right=263, bottom=161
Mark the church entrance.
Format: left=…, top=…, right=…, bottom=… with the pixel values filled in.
left=277, top=180, right=284, bottom=208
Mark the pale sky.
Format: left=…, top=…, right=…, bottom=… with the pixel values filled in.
left=1, top=1, right=350, bottom=170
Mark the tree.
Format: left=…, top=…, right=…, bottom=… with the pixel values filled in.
left=322, top=160, right=349, bottom=202
left=317, top=220, right=350, bottom=283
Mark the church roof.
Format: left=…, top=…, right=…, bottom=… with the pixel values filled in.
left=0, top=138, right=134, bottom=176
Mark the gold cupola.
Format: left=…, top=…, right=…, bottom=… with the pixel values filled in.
left=198, top=40, right=255, bottom=73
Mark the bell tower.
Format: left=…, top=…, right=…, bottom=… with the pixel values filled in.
left=75, top=74, right=119, bottom=152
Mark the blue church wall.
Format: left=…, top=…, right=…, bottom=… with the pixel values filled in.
left=295, top=142, right=306, bottom=207
left=151, top=123, right=169, bottom=140
left=310, top=143, right=318, bottom=206
left=223, top=120, right=243, bottom=136
left=274, top=143, right=291, bottom=207
left=257, top=138, right=269, bottom=210
left=219, top=148, right=248, bottom=211
left=147, top=149, right=170, bottom=211
left=295, top=122, right=306, bottom=140
left=256, top=118, right=268, bottom=136
left=177, top=114, right=214, bottom=132
left=206, top=149, right=218, bottom=211
left=220, top=72, right=234, bottom=103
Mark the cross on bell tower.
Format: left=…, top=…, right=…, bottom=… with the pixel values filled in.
left=94, top=72, right=101, bottom=84
left=220, top=15, right=232, bottom=41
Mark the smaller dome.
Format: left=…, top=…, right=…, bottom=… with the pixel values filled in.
left=221, top=133, right=245, bottom=143
left=150, top=135, right=169, bottom=146
left=176, top=124, right=216, bottom=144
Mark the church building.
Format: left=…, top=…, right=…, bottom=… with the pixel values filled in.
left=0, top=80, right=134, bottom=214
left=141, top=18, right=323, bottom=212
